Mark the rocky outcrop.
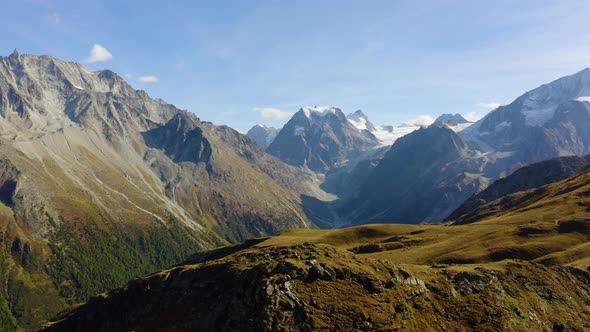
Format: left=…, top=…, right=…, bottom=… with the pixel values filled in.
left=40, top=241, right=590, bottom=332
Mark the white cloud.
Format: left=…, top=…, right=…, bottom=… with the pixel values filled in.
left=253, top=107, right=293, bottom=121
left=124, top=73, right=133, bottom=79
left=138, top=75, right=158, bottom=83
left=464, top=111, right=483, bottom=122
left=476, top=102, right=501, bottom=110
left=85, top=44, right=112, bottom=63
left=405, top=114, right=435, bottom=126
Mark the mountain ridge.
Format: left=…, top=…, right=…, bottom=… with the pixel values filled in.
left=0, top=51, right=329, bottom=330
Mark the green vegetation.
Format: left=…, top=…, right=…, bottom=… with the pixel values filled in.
left=0, top=293, right=17, bottom=332
left=49, top=222, right=204, bottom=302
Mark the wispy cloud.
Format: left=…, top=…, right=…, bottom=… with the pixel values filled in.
left=138, top=75, right=158, bottom=83
left=85, top=44, right=112, bottom=63
left=253, top=107, right=293, bottom=120
left=464, top=111, right=484, bottom=122
left=477, top=102, right=501, bottom=110
left=124, top=73, right=133, bottom=79
left=405, top=114, right=434, bottom=126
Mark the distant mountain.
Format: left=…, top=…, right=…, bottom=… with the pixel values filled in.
left=433, top=113, right=473, bottom=130
left=341, top=68, right=590, bottom=226
left=346, top=109, right=425, bottom=146
left=461, top=68, right=590, bottom=160
left=267, top=107, right=379, bottom=173
left=448, top=154, right=590, bottom=224
left=341, top=125, right=488, bottom=224
left=246, top=124, right=279, bottom=148
left=346, top=109, right=376, bottom=132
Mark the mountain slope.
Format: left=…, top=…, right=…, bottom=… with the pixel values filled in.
left=342, top=125, right=489, bottom=224
left=0, top=51, right=323, bottom=330
left=448, top=154, right=590, bottom=223
left=40, top=166, right=590, bottom=331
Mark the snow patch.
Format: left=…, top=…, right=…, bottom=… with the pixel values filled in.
left=347, top=116, right=368, bottom=130
left=294, top=126, right=305, bottom=136
left=522, top=94, right=558, bottom=127
left=576, top=96, right=590, bottom=102
left=495, top=121, right=510, bottom=132
left=302, top=106, right=338, bottom=118
left=448, top=122, right=473, bottom=132
left=373, top=125, right=420, bottom=146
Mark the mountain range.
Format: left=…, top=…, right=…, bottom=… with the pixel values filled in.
left=3, top=50, right=590, bottom=330
left=336, top=68, right=590, bottom=225
left=249, top=68, right=590, bottom=227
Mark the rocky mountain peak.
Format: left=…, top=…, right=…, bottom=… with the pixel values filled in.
left=461, top=67, right=590, bottom=158
left=246, top=124, right=279, bottom=148
left=347, top=109, right=376, bottom=132
left=268, top=106, right=378, bottom=172
left=434, top=113, right=470, bottom=126
left=9, top=48, right=19, bottom=59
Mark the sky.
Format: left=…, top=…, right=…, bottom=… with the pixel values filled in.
left=2, top=0, right=590, bottom=132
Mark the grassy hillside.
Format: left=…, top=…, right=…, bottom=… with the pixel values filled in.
left=39, top=168, right=590, bottom=331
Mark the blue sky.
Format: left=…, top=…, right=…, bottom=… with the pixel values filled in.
left=2, top=0, right=590, bottom=132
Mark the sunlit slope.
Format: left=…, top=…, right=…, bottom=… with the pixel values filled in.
left=273, top=163, right=590, bottom=268
left=39, top=168, right=590, bottom=331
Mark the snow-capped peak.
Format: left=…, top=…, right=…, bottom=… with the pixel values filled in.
left=301, top=106, right=339, bottom=118
left=346, top=110, right=374, bottom=131
left=519, top=67, right=590, bottom=127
